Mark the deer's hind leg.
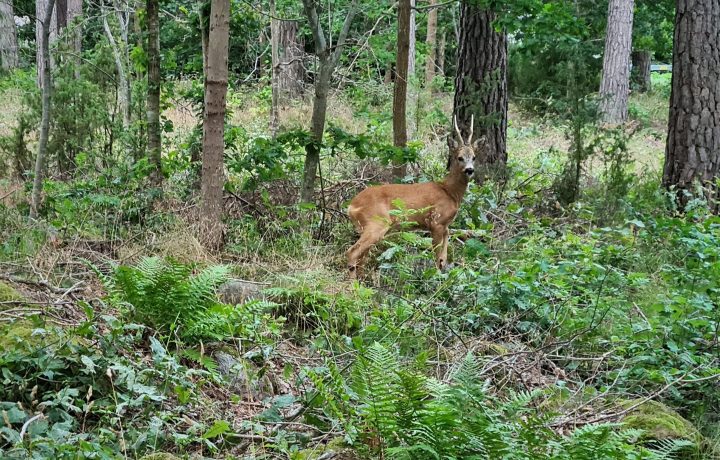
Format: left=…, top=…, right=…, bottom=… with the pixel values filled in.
left=347, top=222, right=389, bottom=279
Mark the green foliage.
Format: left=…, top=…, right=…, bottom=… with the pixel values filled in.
left=0, top=313, right=201, bottom=459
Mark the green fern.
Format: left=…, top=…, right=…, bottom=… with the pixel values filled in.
left=108, top=257, right=231, bottom=342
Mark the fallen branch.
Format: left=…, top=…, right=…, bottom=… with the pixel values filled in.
left=0, top=274, right=84, bottom=295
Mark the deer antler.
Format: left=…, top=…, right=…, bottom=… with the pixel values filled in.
left=453, top=114, right=463, bottom=142
left=468, top=114, right=474, bottom=144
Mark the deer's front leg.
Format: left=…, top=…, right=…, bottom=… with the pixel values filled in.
left=430, top=225, right=449, bottom=270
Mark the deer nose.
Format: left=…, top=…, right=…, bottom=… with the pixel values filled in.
left=464, top=167, right=474, bottom=175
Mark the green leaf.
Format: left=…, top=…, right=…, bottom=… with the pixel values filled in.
left=202, top=420, right=231, bottom=439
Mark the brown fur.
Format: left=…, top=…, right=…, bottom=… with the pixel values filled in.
left=346, top=130, right=485, bottom=279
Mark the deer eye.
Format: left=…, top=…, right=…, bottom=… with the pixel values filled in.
left=458, top=156, right=464, bottom=162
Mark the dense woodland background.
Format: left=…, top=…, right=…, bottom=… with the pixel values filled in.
left=1, top=0, right=720, bottom=458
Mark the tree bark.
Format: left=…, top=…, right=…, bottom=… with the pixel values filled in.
left=201, top=0, right=230, bottom=249
left=30, top=0, right=57, bottom=219
left=631, top=50, right=652, bottom=93
left=0, top=0, right=18, bottom=70
left=425, top=0, right=438, bottom=87
left=278, top=20, right=304, bottom=99
left=299, top=0, right=358, bottom=203
left=662, top=0, right=720, bottom=205
left=147, top=0, right=163, bottom=183
left=392, top=0, right=411, bottom=179
left=453, top=2, right=508, bottom=180
left=598, top=0, right=635, bottom=123
left=270, top=0, right=279, bottom=138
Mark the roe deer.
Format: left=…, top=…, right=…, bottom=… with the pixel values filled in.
left=346, top=116, right=485, bottom=278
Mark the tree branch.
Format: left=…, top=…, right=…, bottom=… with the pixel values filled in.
left=331, top=0, right=359, bottom=66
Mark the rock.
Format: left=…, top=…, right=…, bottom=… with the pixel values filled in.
left=218, top=279, right=267, bottom=305
left=213, top=350, right=274, bottom=401
left=621, top=400, right=701, bottom=442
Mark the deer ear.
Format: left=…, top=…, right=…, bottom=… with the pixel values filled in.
left=472, top=136, right=488, bottom=150
left=447, top=136, right=460, bottom=149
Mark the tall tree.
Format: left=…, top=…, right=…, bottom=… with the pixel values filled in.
left=392, top=0, right=411, bottom=179
left=30, top=0, right=57, bottom=219
left=200, top=0, right=230, bottom=248
left=425, top=0, right=438, bottom=86
left=147, top=0, right=163, bottom=183
left=453, top=2, right=508, bottom=180
left=0, top=0, right=18, bottom=70
left=662, top=0, right=720, bottom=204
left=299, top=0, right=358, bottom=203
left=598, top=0, right=635, bottom=123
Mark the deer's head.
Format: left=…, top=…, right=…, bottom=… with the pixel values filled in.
left=447, top=114, right=486, bottom=177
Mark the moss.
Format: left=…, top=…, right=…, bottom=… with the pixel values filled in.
left=0, top=280, right=22, bottom=303
left=621, top=399, right=701, bottom=443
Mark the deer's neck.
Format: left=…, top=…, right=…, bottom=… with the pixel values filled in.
left=440, top=170, right=470, bottom=205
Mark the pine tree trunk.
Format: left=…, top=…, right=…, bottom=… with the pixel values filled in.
left=30, top=0, right=57, bottom=219
left=453, top=2, right=508, bottom=179
left=425, top=0, right=438, bottom=87
left=631, top=50, right=651, bottom=93
left=278, top=20, right=304, bottom=99
left=147, top=0, right=163, bottom=184
left=0, top=0, right=18, bottom=70
left=662, top=0, right=720, bottom=206
left=201, top=0, right=230, bottom=249
left=392, top=0, right=411, bottom=179
left=598, top=0, right=634, bottom=123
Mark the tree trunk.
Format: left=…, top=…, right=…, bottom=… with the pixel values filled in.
left=437, top=30, right=446, bottom=76
left=36, top=0, right=57, bottom=87
left=103, top=0, right=131, bottom=129
left=299, top=0, right=358, bottom=203
left=453, top=3, right=508, bottom=180
left=201, top=0, right=230, bottom=249
left=662, top=0, right=720, bottom=206
left=598, top=0, right=634, bottom=123
left=278, top=20, right=304, bottom=99
left=425, top=0, right=438, bottom=87
left=300, top=58, right=331, bottom=203
left=270, top=0, right=279, bottom=138
left=0, top=0, right=18, bottom=70
left=392, top=0, right=411, bottom=179
left=631, top=50, right=651, bottom=93
left=68, top=0, right=82, bottom=78
left=30, top=0, right=57, bottom=219
left=147, top=0, right=163, bottom=183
